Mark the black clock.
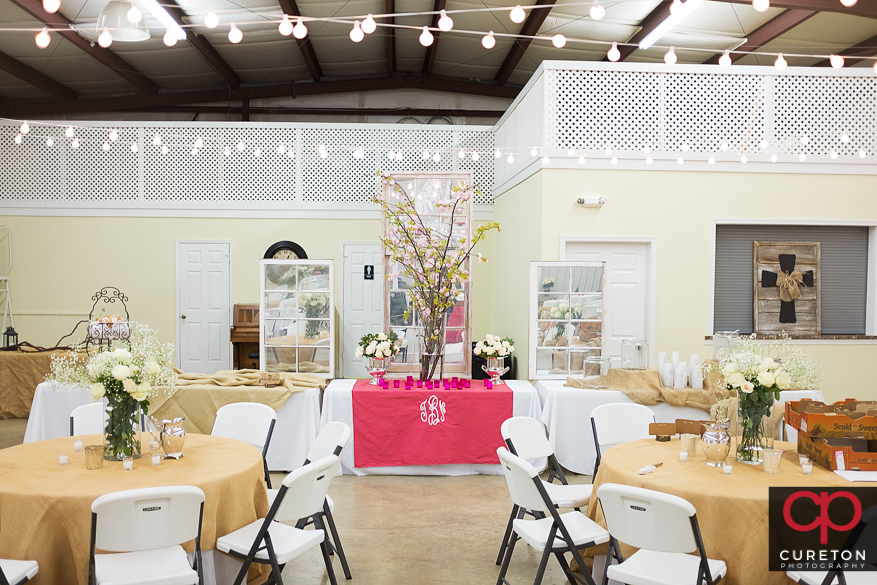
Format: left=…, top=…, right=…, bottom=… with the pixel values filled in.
left=264, top=241, right=307, bottom=260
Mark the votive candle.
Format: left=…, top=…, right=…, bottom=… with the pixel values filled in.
left=123, top=458, right=133, bottom=471
left=393, top=380, right=399, bottom=388
left=73, top=441, right=83, bottom=452
left=802, top=463, right=812, bottom=475
left=152, top=453, right=161, bottom=466
left=465, top=380, right=471, bottom=388
left=679, top=451, right=688, bottom=462
left=58, top=453, right=68, bottom=465
left=723, top=464, right=733, bottom=475
left=417, top=380, right=422, bottom=388
left=149, top=440, right=160, bottom=451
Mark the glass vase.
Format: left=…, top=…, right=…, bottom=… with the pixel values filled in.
left=366, top=357, right=390, bottom=385
left=736, top=389, right=774, bottom=465
left=702, top=420, right=731, bottom=467
left=419, top=315, right=446, bottom=381
left=104, top=393, right=142, bottom=460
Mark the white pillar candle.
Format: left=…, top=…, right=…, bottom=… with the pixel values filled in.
left=657, top=352, right=666, bottom=376
left=679, top=451, right=688, bottom=462
left=123, top=458, right=133, bottom=471
left=73, top=441, right=83, bottom=452
left=673, top=363, right=686, bottom=390
left=689, top=354, right=699, bottom=378
left=671, top=351, right=680, bottom=373
left=662, top=363, right=674, bottom=387
left=690, top=369, right=704, bottom=390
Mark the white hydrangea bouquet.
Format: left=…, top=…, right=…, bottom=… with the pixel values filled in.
left=47, top=322, right=176, bottom=460
left=474, top=334, right=515, bottom=357
left=355, top=331, right=401, bottom=359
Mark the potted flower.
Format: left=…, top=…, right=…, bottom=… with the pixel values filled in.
left=356, top=332, right=401, bottom=385
left=474, top=334, right=515, bottom=385
left=541, top=277, right=556, bottom=292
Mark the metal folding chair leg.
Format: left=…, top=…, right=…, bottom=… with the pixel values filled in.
left=496, top=524, right=519, bottom=585
left=533, top=547, right=552, bottom=585
left=496, top=504, right=521, bottom=565
left=323, top=503, right=352, bottom=579
left=314, top=515, right=339, bottom=585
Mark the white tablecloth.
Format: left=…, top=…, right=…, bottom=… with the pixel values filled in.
left=321, top=378, right=546, bottom=475
left=23, top=381, right=321, bottom=471
left=536, top=379, right=824, bottom=475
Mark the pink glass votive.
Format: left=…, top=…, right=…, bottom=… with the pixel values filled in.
left=465, top=380, right=471, bottom=388
left=452, top=377, right=458, bottom=383
left=426, top=381, right=432, bottom=389
left=394, top=380, right=400, bottom=388
left=407, top=376, right=413, bottom=383
left=416, top=380, right=423, bottom=388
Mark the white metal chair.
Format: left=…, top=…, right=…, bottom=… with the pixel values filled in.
left=0, top=559, right=38, bottom=585
left=590, top=403, right=655, bottom=477
left=70, top=402, right=106, bottom=436
left=267, top=421, right=352, bottom=580
left=495, top=447, right=609, bottom=585
left=217, top=454, right=340, bottom=585
left=89, top=486, right=205, bottom=585
left=597, top=483, right=727, bottom=585
left=495, top=416, right=593, bottom=565
left=211, top=402, right=277, bottom=487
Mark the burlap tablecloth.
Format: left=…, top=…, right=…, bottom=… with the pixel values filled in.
left=0, top=433, right=269, bottom=585
left=579, top=438, right=877, bottom=584
left=0, top=350, right=70, bottom=418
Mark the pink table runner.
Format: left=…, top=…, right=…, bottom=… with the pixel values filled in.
left=351, top=379, right=514, bottom=467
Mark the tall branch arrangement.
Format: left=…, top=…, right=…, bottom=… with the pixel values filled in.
left=376, top=173, right=499, bottom=380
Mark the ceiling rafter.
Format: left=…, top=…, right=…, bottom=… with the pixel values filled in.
left=812, top=32, right=877, bottom=66
left=712, top=0, right=877, bottom=19
left=610, top=0, right=672, bottom=62
left=161, top=0, right=241, bottom=88
left=8, top=0, right=159, bottom=94
left=385, top=0, right=396, bottom=73
left=422, top=0, right=446, bottom=75
left=0, top=50, right=77, bottom=101
left=277, top=0, right=323, bottom=81
left=495, top=0, right=558, bottom=86
left=702, top=9, right=817, bottom=64
left=131, top=106, right=505, bottom=117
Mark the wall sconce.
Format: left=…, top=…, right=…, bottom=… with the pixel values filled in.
left=577, top=196, right=606, bottom=207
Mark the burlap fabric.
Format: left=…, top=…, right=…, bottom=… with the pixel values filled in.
left=0, top=349, right=74, bottom=418
left=0, top=434, right=269, bottom=585
left=149, top=369, right=327, bottom=434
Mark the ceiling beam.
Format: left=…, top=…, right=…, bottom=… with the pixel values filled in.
left=7, top=0, right=159, bottom=94
left=711, top=0, right=877, bottom=19
left=611, top=0, right=672, bottom=62
left=0, top=50, right=77, bottom=101
left=811, top=32, right=877, bottom=66
left=3, top=76, right=519, bottom=117
left=131, top=106, right=506, bottom=118
left=495, top=0, right=557, bottom=86
left=385, top=0, right=396, bottom=73
left=162, top=0, right=241, bottom=88
left=702, top=9, right=817, bottom=64
left=422, top=0, right=446, bottom=75
left=277, top=0, right=323, bottom=81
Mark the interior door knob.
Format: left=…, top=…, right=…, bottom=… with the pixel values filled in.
left=181, top=315, right=187, bottom=319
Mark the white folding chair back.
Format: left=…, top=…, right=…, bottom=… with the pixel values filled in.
left=501, top=417, right=551, bottom=461
left=212, top=402, right=276, bottom=451
left=91, top=486, right=205, bottom=552
left=497, top=447, right=549, bottom=513
left=591, top=403, right=654, bottom=450
left=274, top=454, right=338, bottom=524
left=0, top=559, right=38, bottom=584
left=70, top=402, right=105, bottom=436
left=597, top=483, right=697, bottom=553
left=307, top=422, right=351, bottom=462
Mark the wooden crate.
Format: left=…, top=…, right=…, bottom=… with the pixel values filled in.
left=753, top=241, right=821, bottom=335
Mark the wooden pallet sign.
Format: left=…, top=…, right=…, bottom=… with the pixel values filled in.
left=754, top=241, right=821, bottom=335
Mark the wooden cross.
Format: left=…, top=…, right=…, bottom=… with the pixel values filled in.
left=761, top=254, right=814, bottom=324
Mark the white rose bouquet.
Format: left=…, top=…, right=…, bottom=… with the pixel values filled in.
left=474, top=334, right=515, bottom=358
left=355, top=331, right=401, bottom=360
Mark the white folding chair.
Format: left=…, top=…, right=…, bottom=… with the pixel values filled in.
left=89, top=486, right=205, bottom=585
left=495, top=447, right=609, bottom=585
left=495, top=417, right=593, bottom=565
left=0, top=559, right=38, bottom=585
left=70, top=402, right=105, bottom=436
left=267, top=421, right=353, bottom=580
left=211, top=402, right=277, bottom=487
left=590, top=403, right=655, bottom=477
left=217, top=454, right=340, bottom=585
left=597, top=483, right=727, bottom=585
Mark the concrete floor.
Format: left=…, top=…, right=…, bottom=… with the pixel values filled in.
left=0, top=417, right=594, bottom=585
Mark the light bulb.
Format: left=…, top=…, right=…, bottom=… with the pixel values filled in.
left=770, top=154, right=777, bottom=163
left=457, top=148, right=465, bottom=159
left=605, top=146, right=613, bottom=155
left=740, top=155, right=748, bottom=164
left=510, top=5, right=526, bottom=23
left=279, top=14, right=293, bottom=36
left=407, top=182, right=413, bottom=190
left=422, top=149, right=429, bottom=159
left=109, top=129, right=118, bottom=141
left=681, top=142, right=691, bottom=152
left=708, top=155, right=715, bottom=164
left=841, top=132, right=850, bottom=143
left=840, top=0, right=857, bottom=6
left=646, top=156, right=653, bottom=165
left=349, top=21, right=364, bottom=43
left=873, top=60, right=877, bottom=74
left=194, top=138, right=204, bottom=148
left=161, top=145, right=169, bottom=155
left=71, top=138, right=79, bottom=149
left=102, top=142, right=110, bottom=151
left=507, top=154, right=515, bottom=164
left=191, top=147, right=199, bottom=156
left=494, top=148, right=501, bottom=158
left=287, top=150, right=295, bottom=159
left=205, top=11, right=219, bottom=29
left=664, top=46, right=677, bottom=65
left=859, top=149, right=867, bottom=158
left=482, top=31, right=495, bottom=49
left=223, top=148, right=231, bottom=157
left=228, top=24, right=242, bottom=44
left=719, top=50, right=732, bottom=67
left=578, top=156, right=585, bottom=164
left=395, top=151, right=403, bottom=160
left=611, top=156, right=618, bottom=165
left=531, top=148, right=538, bottom=157
left=42, top=0, right=60, bottom=13
left=720, top=140, right=729, bottom=151
left=387, top=150, right=395, bottom=159
left=774, top=53, right=787, bottom=71
left=568, top=148, right=575, bottom=156
left=127, top=4, right=142, bottom=23
left=759, top=138, right=768, bottom=150
left=590, top=1, right=605, bottom=20
left=46, top=137, right=54, bottom=147
left=830, top=54, right=844, bottom=69
left=472, top=152, right=480, bottom=161
left=163, top=29, right=177, bottom=46
left=131, top=142, right=138, bottom=153
left=752, top=0, right=769, bottom=12
left=362, top=14, right=377, bottom=34
left=236, top=141, right=245, bottom=152
left=277, top=144, right=286, bottom=154
left=798, top=154, right=806, bottom=161
left=438, top=10, right=453, bottom=32
left=676, top=157, right=683, bottom=165
left=607, top=42, right=620, bottom=62
left=432, top=152, right=441, bottom=162
left=152, top=134, right=160, bottom=146
left=254, top=148, right=261, bottom=157
left=98, top=28, right=112, bottom=48
left=552, top=34, right=566, bottom=48
left=800, top=134, right=809, bottom=145
left=293, top=18, right=307, bottom=39
left=643, top=145, right=651, bottom=154
left=669, top=0, right=683, bottom=14
left=20, top=122, right=29, bottom=134
left=542, top=155, right=550, bottom=164
left=830, top=150, right=838, bottom=159
left=35, top=27, right=51, bottom=49
left=419, top=26, right=434, bottom=47
left=65, top=126, right=74, bottom=138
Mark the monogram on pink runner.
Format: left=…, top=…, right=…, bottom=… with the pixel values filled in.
left=351, top=379, right=514, bottom=467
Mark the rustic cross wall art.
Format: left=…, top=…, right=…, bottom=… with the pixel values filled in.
left=753, top=241, right=821, bottom=335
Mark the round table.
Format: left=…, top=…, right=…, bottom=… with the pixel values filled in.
left=584, top=438, right=877, bottom=585
left=0, top=434, right=269, bottom=585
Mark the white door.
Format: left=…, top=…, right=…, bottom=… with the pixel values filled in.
left=342, top=243, right=384, bottom=378
left=177, top=241, right=231, bottom=374
left=566, top=241, right=650, bottom=367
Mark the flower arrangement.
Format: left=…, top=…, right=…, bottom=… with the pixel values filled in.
left=47, top=322, right=176, bottom=460
left=541, top=277, right=556, bottom=286
left=355, top=332, right=401, bottom=359
left=376, top=173, right=499, bottom=380
left=300, top=292, right=330, bottom=338
left=474, top=334, right=515, bottom=357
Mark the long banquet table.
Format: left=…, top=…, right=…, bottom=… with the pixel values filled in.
left=320, top=378, right=546, bottom=475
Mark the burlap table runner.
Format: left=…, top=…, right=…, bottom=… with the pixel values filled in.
left=0, top=349, right=76, bottom=418
left=0, top=434, right=269, bottom=585
left=149, top=369, right=327, bottom=434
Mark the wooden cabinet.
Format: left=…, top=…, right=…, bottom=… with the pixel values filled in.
left=231, top=304, right=260, bottom=370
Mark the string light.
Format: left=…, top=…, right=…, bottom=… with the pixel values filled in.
left=482, top=31, right=495, bottom=49
left=681, top=142, right=691, bottom=152
left=830, top=150, right=838, bottom=159
left=542, top=155, right=550, bottom=164
left=254, top=148, right=262, bottom=157
left=152, top=134, right=161, bottom=146
left=205, top=11, right=219, bottom=29
left=568, top=148, right=575, bottom=155
left=494, top=148, right=501, bottom=158
left=279, top=14, right=293, bottom=36
left=607, top=42, right=620, bottom=62
left=740, top=155, right=748, bottom=163
left=419, top=26, right=434, bottom=47
left=395, top=151, right=404, bottom=160
left=287, top=150, right=295, bottom=159
left=507, top=154, right=515, bottom=164
left=664, top=46, right=677, bottom=65
left=20, top=122, right=29, bottom=134
left=46, top=137, right=53, bottom=147
left=509, top=5, right=526, bottom=23
left=578, top=155, right=585, bottom=164
left=277, top=144, right=286, bottom=154
left=590, top=1, right=605, bottom=20
left=362, top=14, right=377, bottom=34
left=669, top=0, right=683, bottom=14
left=759, top=138, right=768, bottom=150
left=163, top=30, right=178, bottom=46
left=604, top=146, right=613, bottom=155
left=228, top=24, right=243, bottom=44
left=109, top=129, right=118, bottom=141
left=457, top=148, right=465, bottom=159
left=752, top=0, right=770, bottom=12
left=708, top=155, right=715, bottom=164
left=127, top=4, right=143, bottom=23
left=840, top=0, right=857, bottom=6
left=194, top=137, right=204, bottom=148
left=800, top=134, right=810, bottom=145
left=387, top=149, right=395, bottom=158
left=161, top=145, right=169, bottom=155
left=422, top=149, right=429, bottom=159
left=646, top=156, right=653, bottom=165
left=719, top=50, right=732, bottom=68
left=102, top=142, right=110, bottom=151
left=611, top=156, right=618, bottom=165
left=71, top=139, right=79, bottom=149
left=774, top=53, right=787, bottom=72
left=859, top=149, right=867, bottom=158
left=799, top=154, right=806, bottom=161
left=65, top=126, right=74, bottom=138
left=719, top=140, right=729, bottom=151
left=293, top=18, right=307, bottom=39
left=841, top=132, right=850, bottom=143
left=438, top=10, right=453, bottom=31
left=131, top=142, right=138, bottom=153
left=432, top=152, right=441, bottom=162
left=830, top=54, right=844, bottom=69
left=237, top=140, right=246, bottom=152
left=35, top=27, right=51, bottom=49
left=552, top=34, right=566, bottom=48
left=42, top=0, right=60, bottom=13
left=350, top=21, right=364, bottom=42
left=223, top=147, right=231, bottom=157
left=676, top=157, right=684, bottom=165
left=471, top=152, right=480, bottom=161
left=191, top=147, right=199, bottom=156
left=770, top=154, right=778, bottom=163
left=98, top=28, right=113, bottom=48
